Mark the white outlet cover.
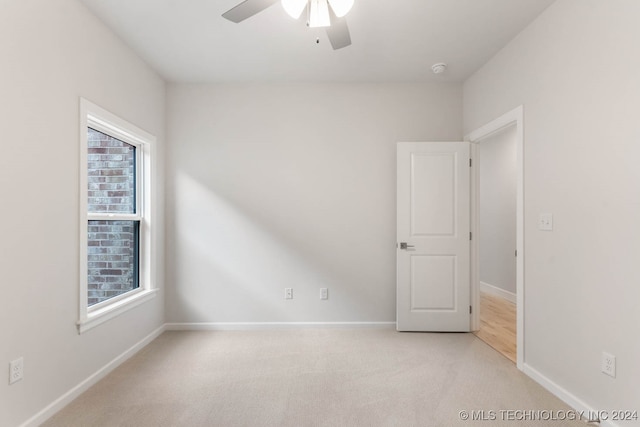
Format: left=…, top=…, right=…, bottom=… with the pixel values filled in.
left=9, top=357, right=23, bottom=385
left=539, top=213, right=553, bottom=231
left=601, top=352, right=616, bottom=378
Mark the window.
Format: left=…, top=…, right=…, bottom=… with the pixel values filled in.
left=78, top=99, right=156, bottom=333
left=87, top=128, right=140, bottom=305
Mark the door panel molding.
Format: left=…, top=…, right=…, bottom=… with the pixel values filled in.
left=397, top=141, right=470, bottom=332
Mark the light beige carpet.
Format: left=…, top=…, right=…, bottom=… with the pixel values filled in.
left=43, top=329, right=585, bottom=427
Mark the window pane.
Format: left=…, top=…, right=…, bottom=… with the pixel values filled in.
left=87, top=220, right=140, bottom=306
left=87, top=128, right=136, bottom=214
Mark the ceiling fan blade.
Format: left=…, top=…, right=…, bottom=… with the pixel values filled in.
left=222, top=0, right=280, bottom=23
left=325, top=15, right=351, bottom=50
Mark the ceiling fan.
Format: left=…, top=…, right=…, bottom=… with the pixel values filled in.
left=222, top=0, right=353, bottom=50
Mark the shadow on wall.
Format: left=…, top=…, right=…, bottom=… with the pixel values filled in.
left=168, top=170, right=395, bottom=323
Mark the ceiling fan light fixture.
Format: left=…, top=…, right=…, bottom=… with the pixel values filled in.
left=309, top=0, right=331, bottom=28
left=281, top=0, right=307, bottom=19
left=224, top=0, right=353, bottom=50
left=327, top=0, right=353, bottom=18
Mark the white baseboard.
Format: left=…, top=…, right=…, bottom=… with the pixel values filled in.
left=480, top=281, right=516, bottom=303
left=165, top=321, right=397, bottom=331
left=19, top=323, right=618, bottom=427
left=21, top=324, right=166, bottom=427
left=523, top=364, right=620, bottom=427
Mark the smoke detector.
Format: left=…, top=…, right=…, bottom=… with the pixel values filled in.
left=431, top=63, right=447, bottom=74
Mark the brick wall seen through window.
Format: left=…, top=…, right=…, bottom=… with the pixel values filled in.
left=87, top=128, right=139, bottom=306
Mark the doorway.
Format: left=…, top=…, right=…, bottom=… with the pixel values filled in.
left=468, top=106, right=524, bottom=369
left=473, top=125, right=517, bottom=362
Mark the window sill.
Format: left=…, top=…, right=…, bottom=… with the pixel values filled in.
left=77, top=288, right=159, bottom=334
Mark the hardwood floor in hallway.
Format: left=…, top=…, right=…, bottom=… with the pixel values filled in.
left=473, top=291, right=517, bottom=363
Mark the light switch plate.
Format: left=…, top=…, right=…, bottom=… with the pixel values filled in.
left=539, top=213, right=553, bottom=231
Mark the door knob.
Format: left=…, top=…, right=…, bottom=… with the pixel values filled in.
left=399, top=242, right=415, bottom=250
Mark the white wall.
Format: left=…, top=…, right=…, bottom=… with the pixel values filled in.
left=464, top=0, right=640, bottom=418
left=479, top=125, right=517, bottom=294
left=0, top=1, right=165, bottom=425
left=166, top=83, right=462, bottom=324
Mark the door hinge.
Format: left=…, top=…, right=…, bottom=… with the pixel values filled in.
left=469, top=232, right=472, bottom=241
left=515, top=249, right=518, bottom=257
left=469, top=305, right=472, bottom=314
left=469, top=158, right=472, bottom=167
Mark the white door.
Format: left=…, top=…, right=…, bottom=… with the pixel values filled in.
left=397, top=142, right=471, bottom=331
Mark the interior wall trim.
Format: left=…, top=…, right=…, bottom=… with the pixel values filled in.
left=20, top=325, right=167, bottom=427
left=523, top=364, right=619, bottom=427
left=165, top=322, right=397, bottom=331
left=466, top=104, right=524, bottom=370
left=480, top=281, right=517, bottom=304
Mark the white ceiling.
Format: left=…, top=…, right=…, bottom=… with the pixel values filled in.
left=79, top=0, right=555, bottom=83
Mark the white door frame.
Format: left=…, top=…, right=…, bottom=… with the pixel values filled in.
left=466, top=105, right=524, bottom=370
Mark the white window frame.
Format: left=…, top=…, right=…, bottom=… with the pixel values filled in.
left=78, top=98, right=157, bottom=334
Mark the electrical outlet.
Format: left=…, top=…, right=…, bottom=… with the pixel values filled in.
left=601, top=352, right=616, bottom=378
left=9, top=357, right=23, bottom=385
left=284, top=288, right=293, bottom=300
left=539, top=213, right=553, bottom=231
left=320, top=288, right=328, bottom=300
